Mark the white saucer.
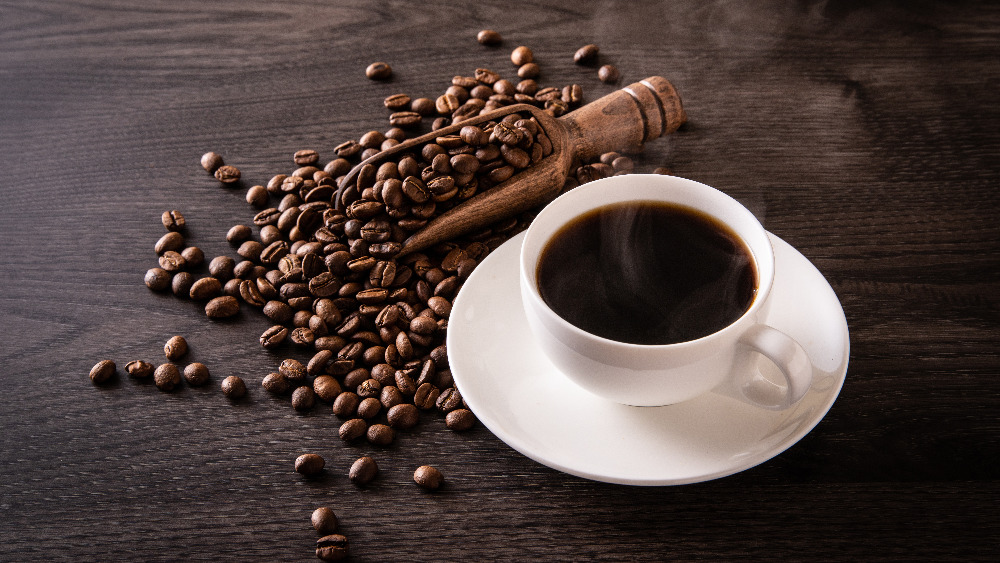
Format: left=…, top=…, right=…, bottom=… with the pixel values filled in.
left=448, top=231, right=849, bottom=486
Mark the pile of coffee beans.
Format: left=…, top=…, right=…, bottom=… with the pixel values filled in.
left=91, top=30, right=678, bottom=560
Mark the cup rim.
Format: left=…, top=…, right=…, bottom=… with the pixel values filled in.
left=520, top=174, right=775, bottom=350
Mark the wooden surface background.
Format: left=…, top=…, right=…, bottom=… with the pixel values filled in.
left=1, top=1, right=997, bottom=560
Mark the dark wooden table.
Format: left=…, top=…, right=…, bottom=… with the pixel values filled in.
left=2, top=1, right=997, bottom=560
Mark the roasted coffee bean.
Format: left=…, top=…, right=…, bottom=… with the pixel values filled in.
left=182, top=362, right=209, bottom=386
left=387, top=403, right=419, bottom=429
left=413, top=465, right=443, bottom=490
left=161, top=210, right=186, bottom=232
left=356, top=397, right=381, bottom=419
left=144, top=267, right=171, bottom=291
left=446, top=408, right=476, bottom=431
left=562, top=84, right=583, bottom=104
left=221, top=375, right=247, bottom=399
left=201, top=151, right=223, bottom=173
left=295, top=453, right=325, bottom=476
left=389, top=111, right=421, bottom=128
left=89, top=360, right=115, bottom=384
left=279, top=358, right=308, bottom=382
left=366, top=61, right=392, bottom=80
left=367, top=423, right=394, bottom=446
left=205, top=295, right=240, bottom=318
left=313, top=375, right=342, bottom=402
left=414, top=382, right=441, bottom=409
left=380, top=385, right=404, bottom=410
left=574, top=43, right=600, bottom=65
left=474, top=67, right=500, bottom=85
left=223, top=278, right=242, bottom=297
left=179, top=245, right=204, bottom=268
left=476, top=29, right=501, bottom=45
left=332, top=391, right=360, bottom=418
left=598, top=63, right=620, bottom=83
left=164, top=335, right=188, bottom=361
left=356, top=378, right=382, bottom=399
left=517, top=62, right=540, bottom=79
left=239, top=279, right=266, bottom=307
left=125, top=360, right=153, bottom=379
left=290, top=327, right=315, bottom=347
left=262, top=372, right=291, bottom=395
left=208, top=255, right=236, bottom=280
left=294, top=149, right=319, bottom=166
left=171, top=271, right=194, bottom=297
left=246, top=184, right=268, bottom=207
left=316, top=534, right=349, bottom=562
left=511, top=45, right=533, bottom=66
left=349, top=456, right=379, bottom=485
left=435, top=387, right=463, bottom=412
left=339, top=418, right=367, bottom=442
left=312, top=507, right=339, bottom=535
left=154, top=363, right=181, bottom=391
left=262, top=300, right=293, bottom=324
left=215, top=165, right=241, bottom=184
left=154, top=231, right=184, bottom=255
left=158, top=250, right=186, bottom=273
left=259, top=325, right=288, bottom=349
left=383, top=93, right=411, bottom=111
left=291, top=385, right=316, bottom=411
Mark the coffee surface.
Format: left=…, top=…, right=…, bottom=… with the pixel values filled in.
left=536, top=201, right=757, bottom=345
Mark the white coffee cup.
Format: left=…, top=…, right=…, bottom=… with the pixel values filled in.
left=519, top=174, right=813, bottom=409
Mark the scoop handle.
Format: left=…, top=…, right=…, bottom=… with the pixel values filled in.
left=560, top=76, right=686, bottom=162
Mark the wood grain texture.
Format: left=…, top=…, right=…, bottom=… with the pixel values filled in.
left=1, top=0, right=998, bottom=561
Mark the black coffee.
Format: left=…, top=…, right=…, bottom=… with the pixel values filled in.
left=536, top=201, right=757, bottom=345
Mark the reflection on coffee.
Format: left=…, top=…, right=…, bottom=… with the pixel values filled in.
left=536, top=201, right=757, bottom=345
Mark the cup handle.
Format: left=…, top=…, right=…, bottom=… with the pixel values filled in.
left=731, top=324, right=813, bottom=410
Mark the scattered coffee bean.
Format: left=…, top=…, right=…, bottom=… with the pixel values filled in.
left=164, top=335, right=188, bottom=361
left=262, top=372, right=291, bottom=395
left=349, top=456, right=379, bottom=485
left=598, top=64, right=620, bottom=83
left=476, top=29, right=501, bottom=46
left=294, top=149, right=319, bottom=166
left=291, top=385, right=316, bottom=411
left=338, top=418, right=367, bottom=442
left=155, top=231, right=184, bottom=255
left=387, top=403, right=419, bottom=430
left=227, top=224, right=252, bottom=245
left=214, top=164, right=241, bottom=184
left=517, top=62, right=540, bottom=79
left=260, top=325, right=288, bottom=349
left=313, top=375, right=342, bottom=403
left=205, top=295, right=240, bottom=318
left=413, top=465, right=443, bottom=490
left=144, top=267, right=171, bottom=291
left=161, top=210, right=186, bottom=232
left=181, top=246, right=204, bottom=268
left=367, top=423, right=394, bottom=446
left=189, top=276, right=222, bottom=300
left=246, top=185, right=269, bottom=207
left=154, top=363, right=181, bottom=391
left=445, top=408, right=475, bottom=431
left=171, top=271, right=194, bottom=297
left=295, top=453, right=325, bottom=476
left=316, top=534, right=349, bottom=561
left=183, top=362, right=210, bottom=386
left=221, top=375, right=247, bottom=399
left=511, top=45, right=533, bottom=66
left=574, top=43, right=600, bottom=65
left=383, top=93, right=411, bottom=110
left=89, top=360, right=116, bottom=384
left=332, top=391, right=360, bottom=418
left=366, top=61, right=392, bottom=80
left=312, top=507, right=339, bottom=535
left=208, top=255, right=235, bottom=280
left=201, top=151, right=224, bottom=173
left=356, top=397, right=381, bottom=419
left=124, top=360, right=153, bottom=379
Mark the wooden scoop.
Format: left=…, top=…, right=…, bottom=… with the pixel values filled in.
left=334, top=75, right=686, bottom=256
